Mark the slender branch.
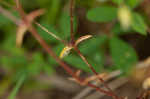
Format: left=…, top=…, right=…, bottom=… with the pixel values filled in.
left=14, top=0, right=78, bottom=81
left=73, top=46, right=121, bottom=99
left=14, top=0, right=120, bottom=97
left=27, top=26, right=121, bottom=98
left=0, top=1, right=67, bottom=46
left=69, top=0, right=117, bottom=97
left=70, top=0, right=75, bottom=43
left=73, top=70, right=121, bottom=99
left=69, top=0, right=120, bottom=98
left=86, top=77, right=128, bottom=99
left=0, top=2, right=120, bottom=97
left=35, top=22, right=67, bottom=45
left=15, top=0, right=26, bottom=20
left=27, top=17, right=120, bottom=99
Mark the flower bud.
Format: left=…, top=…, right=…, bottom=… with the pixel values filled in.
left=118, top=5, right=131, bottom=30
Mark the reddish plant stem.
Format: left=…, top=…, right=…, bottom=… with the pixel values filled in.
left=73, top=46, right=121, bottom=99
left=0, top=4, right=121, bottom=99
left=70, top=0, right=75, bottom=44
left=29, top=26, right=78, bottom=79
left=88, top=83, right=120, bottom=99
left=0, top=0, right=123, bottom=98
left=0, top=2, right=68, bottom=46
left=13, top=0, right=77, bottom=81
left=69, top=0, right=120, bottom=99
left=9, top=0, right=120, bottom=98
left=0, top=6, right=120, bottom=98
left=69, top=0, right=113, bottom=93
left=28, top=25, right=120, bottom=99
left=24, top=16, right=120, bottom=99
left=15, top=0, right=26, bottom=20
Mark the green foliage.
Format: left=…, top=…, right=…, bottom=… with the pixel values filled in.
left=27, top=52, right=54, bottom=76
left=112, top=0, right=123, bottom=5
left=41, top=0, right=61, bottom=24
left=37, top=22, right=59, bottom=43
left=59, top=12, right=77, bottom=39
left=131, top=13, right=147, bottom=35
left=36, top=53, right=54, bottom=75
left=111, top=12, right=147, bottom=35
left=0, top=14, right=12, bottom=26
left=87, top=6, right=117, bottom=22
left=109, top=37, right=138, bottom=73
left=112, top=0, right=141, bottom=8
left=0, top=0, right=149, bottom=98
left=47, top=0, right=61, bottom=24
left=64, top=53, right=104, bottom=73
left=64, top=55, right=91, bottom=72
left=112, top=23, right=129, bottom=35
left=48, top=44, right=64, bottom=65
left=8, top=72, right=26, bottom=99
left=79, top=35, right=108, bottom=55
left=126, top=0, right=141, bottom=8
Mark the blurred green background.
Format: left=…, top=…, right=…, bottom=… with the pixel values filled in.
left=0, top=0, right=150, bottom=99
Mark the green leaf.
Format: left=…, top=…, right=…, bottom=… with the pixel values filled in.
left=126, top=0, right=141, bottom=8
left=112, top=23, right=131, bottom=35
left=112, top=0, right=123, bottom=5
left=10, top=56, right=27, bottom=66
left=87, top=6, right=117, bottom=22
left=1, top=55, right=27, bottom=72
left=44, top=0, right=61, bottom=24
left=131, top=13, right=147, bottom=35
left=48, top=44, right=64, bottom=65
left=59, top=12, right=77, bottom=39
left=109, top=37, right=137, bottom=73
left=28, top=52, right=54, bottom=76
left=112, top=0, right=141, bottom=8
left=50, top=35, right=106, bottom=72
left=79, top=35, right=108, bottom=55
left=90, top=51, right=105, bottom=71
left=28, top=61, right=42, bottom=76
left=0, top=10, right=19, bottom=27
left=0, top=15, right=11, bottom=26
left=8, top=73, right=26, bottom=99
left=43, top=63, right=54, bottom=75
left=64, top=55, right=102, bottom=73
left=37, top=22, right=59, bottom=43
left=27, top=52, right=44, bottom=76
left=64, top=55, right=90, bottom=72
